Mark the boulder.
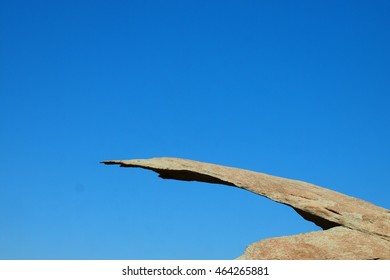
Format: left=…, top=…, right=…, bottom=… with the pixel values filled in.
left=102, top=157, right=390, bottom=259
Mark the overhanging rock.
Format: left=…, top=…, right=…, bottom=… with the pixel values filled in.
left=102, top=157, right=390, bottom=259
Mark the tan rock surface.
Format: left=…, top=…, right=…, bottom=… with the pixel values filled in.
left=102, top=157, right=390, bottom=259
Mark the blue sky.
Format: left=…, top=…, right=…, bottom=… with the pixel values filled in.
left=1, top=0, right=389, bottom=259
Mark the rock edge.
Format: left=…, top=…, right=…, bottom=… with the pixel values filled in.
left=102, top=157, right=390, bottom=259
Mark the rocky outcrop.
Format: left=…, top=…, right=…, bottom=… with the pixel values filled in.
left=102, top=157, right=390, bottom=259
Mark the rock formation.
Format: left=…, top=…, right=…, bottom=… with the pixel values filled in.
left=102, top=157, right=390, bottom=259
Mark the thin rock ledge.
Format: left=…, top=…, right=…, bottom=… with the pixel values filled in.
left=102, top=157, right=390, bottom=259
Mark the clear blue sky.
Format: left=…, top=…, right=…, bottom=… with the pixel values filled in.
left=1, top=0, right=389, bottom=259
